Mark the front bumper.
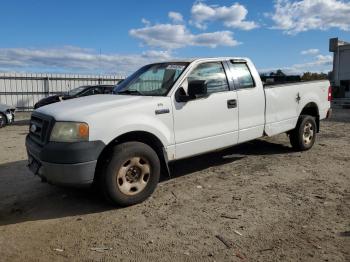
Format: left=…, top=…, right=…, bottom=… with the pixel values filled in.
left=36, top=160, right=97, bottom=186
left=26, top=135, right=105, bottom=186
left=6, top=112, right=14, bottom=123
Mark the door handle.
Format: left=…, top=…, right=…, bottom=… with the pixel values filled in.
left=227, top=99, right=237, bottom=108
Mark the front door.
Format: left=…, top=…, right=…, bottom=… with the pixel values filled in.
left=172, top=61, right=239, bottom=159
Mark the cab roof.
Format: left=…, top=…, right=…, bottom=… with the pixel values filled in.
left=163, top=57, right=249, bottom=63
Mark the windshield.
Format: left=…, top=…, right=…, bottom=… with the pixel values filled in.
left=68, top=86, right=87, bottom=96
left=114, top=62, right=189, bottom=96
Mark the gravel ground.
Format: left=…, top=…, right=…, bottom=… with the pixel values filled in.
left=0, top=110, right=349, bottom=261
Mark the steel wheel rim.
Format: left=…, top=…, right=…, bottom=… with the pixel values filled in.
left=116, top=156, right=151, bottom=196
left=303, top=122, right=314, bottom=145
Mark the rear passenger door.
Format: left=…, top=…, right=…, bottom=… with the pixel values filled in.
left=228, top=60, right=265, bottom=143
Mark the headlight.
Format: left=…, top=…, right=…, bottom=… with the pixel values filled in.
left=50, top=122, right=89, bottom=142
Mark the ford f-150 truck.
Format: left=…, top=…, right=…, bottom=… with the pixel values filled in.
left=26, top=57, right=332, bottom=206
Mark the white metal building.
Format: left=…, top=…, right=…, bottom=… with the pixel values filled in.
left=329, top=38, right=350, bottom=98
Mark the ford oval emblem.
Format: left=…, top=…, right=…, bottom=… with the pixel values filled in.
left=30, top=124, right=37, bottom=133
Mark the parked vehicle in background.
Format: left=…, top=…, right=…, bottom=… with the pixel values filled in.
left=34, top=85, right=115, bottom=109
left=26, top=57, right=332, bottom=206
left=0, top=103, right=16, bottom=128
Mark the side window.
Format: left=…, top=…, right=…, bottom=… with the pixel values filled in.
left=103, top=86, right=113, bottom=94
left=187, top=62, right=229, bottom=94
left=80, top=88, right=94, bottom=96
left=81, top=87, right=102, bottom=96
left=230, top=62, right=255, bottom=89
left=93, top=87, right=103, bottom=94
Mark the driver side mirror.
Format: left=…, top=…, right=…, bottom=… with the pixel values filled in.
left=175, top=80, right=208, bottom=102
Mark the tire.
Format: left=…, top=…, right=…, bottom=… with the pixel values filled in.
left=101, top=142, right=160, bottom=206
left=0, top=113, right=7, bottom=128
left=289, top=115, right=317, bottom=151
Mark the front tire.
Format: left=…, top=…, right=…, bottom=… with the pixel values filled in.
left=289, top=115, right=317, bottom=151
left=101, top=142, right=160, bottom=206
left=0, top=113, right=7, bottom=128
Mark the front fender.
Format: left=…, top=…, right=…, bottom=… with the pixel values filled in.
left=89, top=113, right=174, bottom=148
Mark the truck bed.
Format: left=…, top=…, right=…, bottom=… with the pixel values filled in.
left=264, top=80, right=330, bottom=136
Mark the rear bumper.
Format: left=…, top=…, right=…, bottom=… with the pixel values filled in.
left=26, top=135, right=105, bottom=186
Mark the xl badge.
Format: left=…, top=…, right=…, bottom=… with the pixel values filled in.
left=30, top=124, right=37, bottom=133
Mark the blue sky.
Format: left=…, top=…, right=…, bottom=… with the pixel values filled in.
left=0, top=0, right=349, bottom=75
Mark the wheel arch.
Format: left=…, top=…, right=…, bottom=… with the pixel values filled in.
left=95, top=131, right=170, bottom=182
left=299, top=102, right=320, bottom=132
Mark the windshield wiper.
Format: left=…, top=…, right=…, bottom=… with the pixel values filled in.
left=116, top=90, right=142, bottom=95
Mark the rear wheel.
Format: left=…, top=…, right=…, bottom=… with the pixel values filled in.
left=289, top=115, right=317, bottom=151
left=0, top=113, right=7, bottom=128
left=101, top=142, right=160, bottom=206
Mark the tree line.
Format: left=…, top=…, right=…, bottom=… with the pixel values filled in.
left=260, top=70, right=329, bottom=81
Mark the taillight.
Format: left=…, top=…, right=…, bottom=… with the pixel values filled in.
left=328, top=86, right=332, bottom=101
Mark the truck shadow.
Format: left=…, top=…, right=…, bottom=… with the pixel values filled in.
left=0, top=139, right=292, bottom=226
left=168, top=139, right=292, bottom=179
left=0, top=160, right=111, bottom=226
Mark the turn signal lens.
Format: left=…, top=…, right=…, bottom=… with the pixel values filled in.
left=78, top=123, right=89, bottom=138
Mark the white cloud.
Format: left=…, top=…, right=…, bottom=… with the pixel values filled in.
left=0, top=46, right=174, bottom=75
left=293, top=54, right=333, bottom=70
left=141, top=18, right=151, bottom=26
left=141, top=50, right=173, bottom=60
left=259, top=54, right=333, bottom=74
left=269, top=0, right=350, bottom=34
left=129, top=23, right=239, bottom=49
left=301, top=48, right=319, bottom=55
left=168, top=11, right=184, bottom=23
left=190, top=1, right=258, bottom=30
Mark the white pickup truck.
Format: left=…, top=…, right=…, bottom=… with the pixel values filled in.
left=26, top=57, right=332, bottom=206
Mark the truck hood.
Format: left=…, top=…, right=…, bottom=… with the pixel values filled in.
left=36, top=94, right=159, bottom=121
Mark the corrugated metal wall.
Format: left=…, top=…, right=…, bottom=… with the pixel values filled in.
left=0, top=73, right=124, bottom=110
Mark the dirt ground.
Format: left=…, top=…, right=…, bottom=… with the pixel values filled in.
left=0, top=110, right=349, bottom=262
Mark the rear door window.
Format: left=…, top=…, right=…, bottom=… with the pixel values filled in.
left=230, top=62, right=255, bottom=89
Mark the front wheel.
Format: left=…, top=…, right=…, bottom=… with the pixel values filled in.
left=101, top=142, right=160, bottom=206
left=289, top=115, right=317, bottom=151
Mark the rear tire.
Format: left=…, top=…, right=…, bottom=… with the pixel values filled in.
left=289, top=115, right=317, bottom=151
left=0, top=113, right=7, bottom=128
left=101, top=142, right=160, bottom=206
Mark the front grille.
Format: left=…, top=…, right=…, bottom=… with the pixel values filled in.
left=29, top=113, right=54, bottom=146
